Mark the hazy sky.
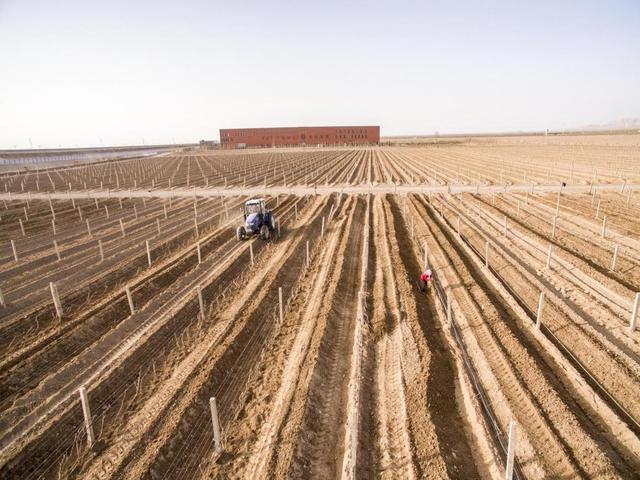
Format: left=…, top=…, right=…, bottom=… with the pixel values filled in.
left=1, top=0, right=639, bottom=148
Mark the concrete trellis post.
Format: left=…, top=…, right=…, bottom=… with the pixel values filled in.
left=423, top=243, right=429, bottom=270
left=611, top=244, right=619, bottom=272
left=0, top=288, right=5, bottom=308
left=294, top=203, right=298, bottom=219
left=197, top=285, right=205, bottom=320
left=50, top=281, right=63, bottom=318
left=78, top=387, right=95, bottom=447
left=125, top=286, right=135, bottom=315
left=54, top=240, right=61, bottom=261
left=86, top=219, right=92, bottom=237
left=18, top=219, right=25, bottom=237
left=601, top=215, right=607, bottom=238
left=630, top=293, right=639, bottom=333
left=209, top=397, right=223, bottom=454
left=146, top=240, right=152, bottom=266
left=197, top=242, right=202, bottom=265
left=278, top=287, right=284, bottom=323
left=120, top=219, right=126, bottom=237
left=321, top=216, right=325, bottom=238
left=536, top=292, right=545, bottom=328
left=357, top=290, right=367, bottom=321
left=11, top=240, right=18, bottom=262
left=98, top=240, right=104, bottom=263
left=595, top=200, right=601, bottom=219
left=249, top=242, right=254, bottom=266
left=134, top=205, right=138, bottom=220
left=505, top=421, right=517, bottom=480
left=104, top=205, right=110, bottom=219
left=485, top=241, right=490, bottom=268
left=163, top=204, right=168, bottom=219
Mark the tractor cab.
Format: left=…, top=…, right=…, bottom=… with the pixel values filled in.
left=243, top=198, right=266, bottom=220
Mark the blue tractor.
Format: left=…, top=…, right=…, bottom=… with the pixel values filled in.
left=237, top=198, right=276, bottom=241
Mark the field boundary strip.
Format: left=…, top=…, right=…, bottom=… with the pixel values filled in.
left=0, top=182, right=637, bottom=201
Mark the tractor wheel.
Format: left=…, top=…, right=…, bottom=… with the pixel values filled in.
left=260, top=224, right=270, bottom=240
left=236, top=226, right=246, bottom=241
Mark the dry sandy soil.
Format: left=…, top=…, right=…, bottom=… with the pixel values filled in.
left=0, top=135, right=639, bottom=479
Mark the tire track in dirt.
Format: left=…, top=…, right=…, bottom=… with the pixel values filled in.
left=370, top=196, right=415, bottom=478
left=286, top=197, right=365, bottom=479
left=222, top=197, right=354, bottom=479
left=386, top=196, right=481, bottom=479
left=257, top=197, right=360, bottom=479
left=355, top=194, right=377, bottom=479
left=339, top=193, right=369, bottom=478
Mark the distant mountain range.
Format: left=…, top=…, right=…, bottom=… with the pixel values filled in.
left=576, top=117, right=640, bottom=131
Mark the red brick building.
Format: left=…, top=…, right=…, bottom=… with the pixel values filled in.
left=219, top=126, right=380, bottom=149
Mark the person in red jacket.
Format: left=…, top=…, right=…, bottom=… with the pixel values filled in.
left=419, top=269, right=432, bottom=291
